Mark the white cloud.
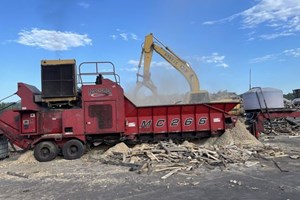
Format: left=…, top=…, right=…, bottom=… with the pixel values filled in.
left=119, top=60, right=139, bottom=72
left=129, top=53, right=229, bottom=71
left=130, top=33, right=138, bottom=40
left=259, top=32, right=294, bottom=40
left=78, top=2, right=90, bottom=8
left=122, top=59, right=172, bottom=73
left=249, top=54, right=276, bottom=63
left=203, top=0, right=300, bottom=40
left=283, top=48, right=300, bottom=57
left=241, top=0, right=300, bottom=29
left=128, top=59, right=139, bottom=66
left=250, top=47, right=300, bottom=63
left=218, top=63, right=229, bottom=68
left=110, top=29, right=139, bottom=41
left=119, top=33, right=128, bottom=41
left=110, top=35, right=117, bottom=40
left=128, top=59, right=171, bottom=69
left=203, top=13, right=240, bottom=25
left=17, top=28, right=92, bottom=51
left=120, top=67, right=138, bottom=72
left=197, top=52, right=229, bottom=68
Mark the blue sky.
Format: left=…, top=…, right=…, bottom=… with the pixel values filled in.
left=1, top=0, right=300, bottom=102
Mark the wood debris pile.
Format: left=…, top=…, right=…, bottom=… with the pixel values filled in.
left=96, top=140, right=274, bottom=178
left=90, top=120, right=290, bottom=178
left=257, top=145, right=287, bottom=159
left=264, top=117, right=300, bottom=136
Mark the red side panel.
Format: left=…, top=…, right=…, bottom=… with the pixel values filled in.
left=153, top=107, right=167, bottom=133
left=181, top=106, right=196, bottom=132
left=62, top=109, right=84, bottom=136
left=167, top=107, right=181, bottom=132
left=209, top=113, right=224, bottom=132
left=0, top=110, right=32, bottom=149
left=196, top=113, right=210, bottom=131
left=124, top=97, right=138, bottom=136
left=138, top=107, right=153, bottom=134
left=21, top=112, right=37, bottom=133
left=84, top=101, right=117, bottom=134
left=40, top=110, right=62, bottom=134
left=82, top=82, right=125, bottom=134
left=17, top=83, right=41, bottom=111
left=124, top=97, right=238, bottom=136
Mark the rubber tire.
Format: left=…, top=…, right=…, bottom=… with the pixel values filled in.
left=62, top=139, right=85, bottom=160
left=34, top=141, right=58, bottom=162
left=0, top=136, right=8, bottom=159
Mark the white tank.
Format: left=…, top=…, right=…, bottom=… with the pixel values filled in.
left=242, top=87, right=284, bottom=111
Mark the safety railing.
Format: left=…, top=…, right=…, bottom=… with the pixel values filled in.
left=78, top=61, right=120, bottom=85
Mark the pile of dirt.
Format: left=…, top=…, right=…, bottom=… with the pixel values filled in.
left=14, top=150, right=38, bottom=164
left=202, top=120, right=263, bottom=148
left=102, top=142, right=130, bottom=157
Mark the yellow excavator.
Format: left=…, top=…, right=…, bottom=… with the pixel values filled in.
left=135, top=33, right=209, bottom=103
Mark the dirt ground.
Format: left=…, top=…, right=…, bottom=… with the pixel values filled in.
left=0, top=134, right=299, bottom=200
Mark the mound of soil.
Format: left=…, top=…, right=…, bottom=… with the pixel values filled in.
left=102, top=142, right=130, bottom=157
left=212, top=120, right=263, bottom=147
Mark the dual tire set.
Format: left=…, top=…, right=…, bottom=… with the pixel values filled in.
left=33, top=139, right=85, bottom=162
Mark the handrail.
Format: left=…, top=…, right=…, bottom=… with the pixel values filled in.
left=0, top=93, right=16, bottom=103
left=78, top=61, right=120, bottom=85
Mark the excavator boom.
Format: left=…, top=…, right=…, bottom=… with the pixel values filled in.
left=136, top=33, right=209, bottom=103
left=152, top=44, right=200, bottom=92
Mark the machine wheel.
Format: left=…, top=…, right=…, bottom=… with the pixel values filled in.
left=62, top=139, right=85, bottom=160
left=34, top=141, right=59, bottom=162
left=0, top=136, right=9, bottom=159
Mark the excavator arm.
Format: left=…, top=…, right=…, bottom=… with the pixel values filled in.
left=135, top=34, right=158, bottom=96
left=136, top=33, right=208, bottom=103
left=152, top=43, right=200, bottom=92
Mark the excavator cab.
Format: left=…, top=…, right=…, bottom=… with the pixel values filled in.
left=188, top=91, right=210, bottom=104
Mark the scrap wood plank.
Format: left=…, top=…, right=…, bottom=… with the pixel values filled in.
left=218, top=153, right=234, bottom=163
left=7, top=171, right=29, bottom=179
left=185, top=165, right=193, bottom=171
left=154, top=163, right=186, bottom=168
left=137, top=162, right=149, bottom=174
left=161, top=168, right=182, bottom=179
left=289, top=135, right=300, bottom=138
left=146, top=151, right=159, bottom=162
left=130, top=150, right=148, bottom=156
left=156, top=153, right=178, bottom=162
left=167, top=147, right=188, bottom=152
left=201, top=148, right=219, bottom=156
left=264, top=154, right=289, bottom=159
left=151, top=149, right=166, bottom=154
left=160, top=141, right=171, bottom=154
left=159, top=141, right=187, bottom=151
left=154, top=166, right=183, bottom=173
left=198, top=157, right=222, bottom=164
left=146, top=162, right=153, bottom=175
left=189, top=159, right=201, bottom=164
left=205, top=153, right=220, bottom=161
